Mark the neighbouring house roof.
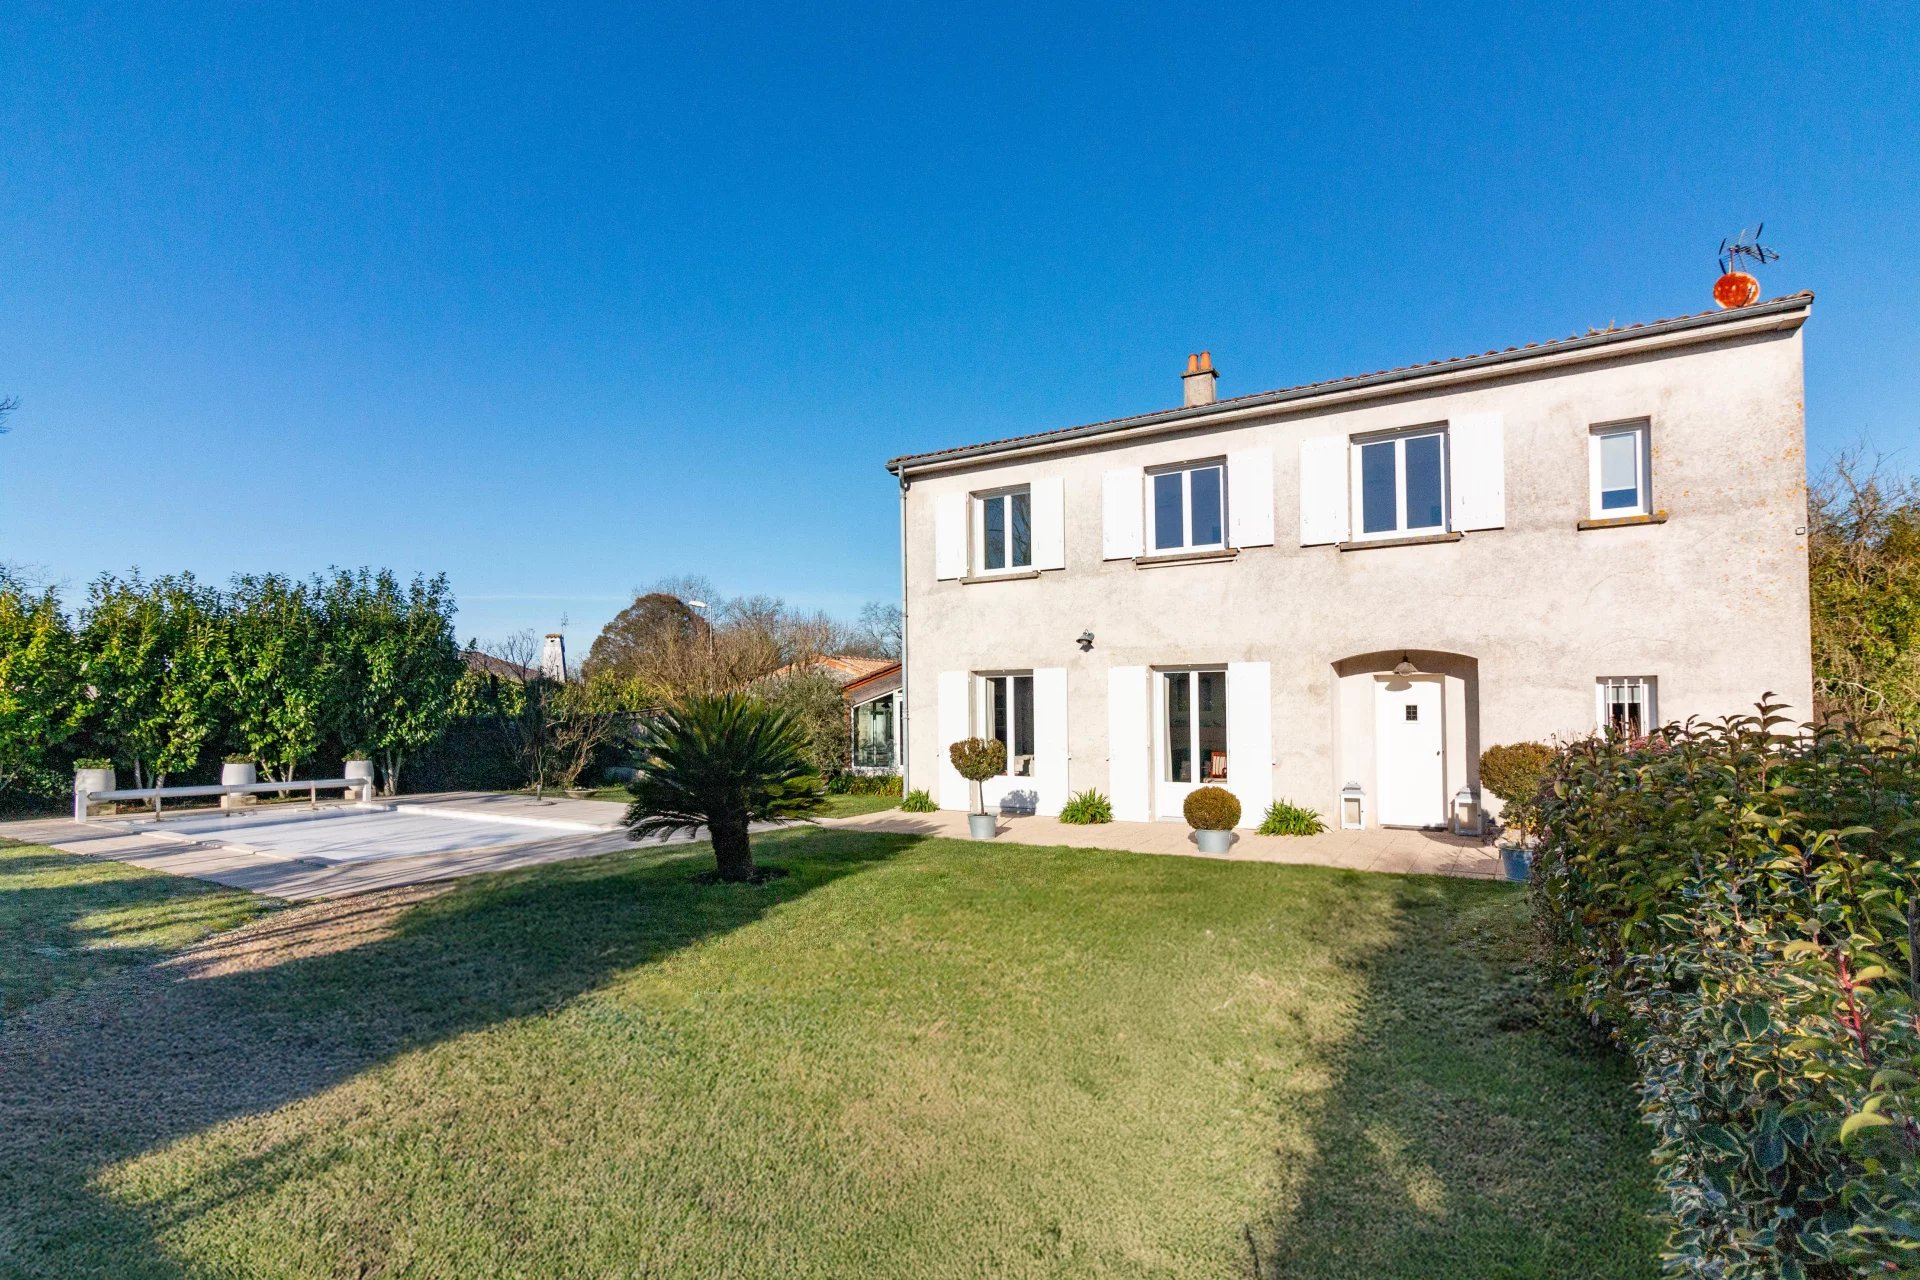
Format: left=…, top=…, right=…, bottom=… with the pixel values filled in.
left=842, top=660, right=902, bottom=705
left=767, top=654, right=899, bottom=685
left=885, top=292, right=1814, bottom=476
left=464, top=649, right=537, bottom=682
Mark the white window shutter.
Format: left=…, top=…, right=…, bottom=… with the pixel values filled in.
left=1226, top=447, right=1275, bottom=548
left=1102, top=468, right=1143, bottom=560
left=1107, top=665, right=1150, bottom=821
left=1226, top=661, right=1272, bottom=827
left=1032, top=667, right=1068, bottom=815
left=1448, top=412, right=1505, bottom=531
left=1298, top=437, right=1349, bottom=545
left=936, top=671, right=970, bottom=809
left=1031, top=477, right=1066, bottom=571
left=934, top=493, right=968, bottom=580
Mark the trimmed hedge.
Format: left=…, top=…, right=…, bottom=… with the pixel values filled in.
left=1532, top=702, right=1918, bottom=1278
left=825, top=772, right=903, bottom=797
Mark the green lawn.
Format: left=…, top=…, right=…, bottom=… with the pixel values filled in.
left=0, top=829, right=1658, bottom=1279
left=0, top=839, right=278, bottom=1015
left=814, top=791, right=899, bottom=818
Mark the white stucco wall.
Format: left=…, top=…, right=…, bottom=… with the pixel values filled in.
left=896, top=316, right=1813, bottom=827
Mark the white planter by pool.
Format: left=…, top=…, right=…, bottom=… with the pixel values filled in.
left=221, top=761, right=258, bottom=809
left=73, top=766, right=116, bottom=820
left=344, top=759, right=375, bottom=801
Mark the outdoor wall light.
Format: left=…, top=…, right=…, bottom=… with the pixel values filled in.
left=1392, top=652, right=1420, bottom=677
left=1077, top=631, right=1094, bottom=652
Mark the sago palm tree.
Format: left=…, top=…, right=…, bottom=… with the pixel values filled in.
left=624, top=692, right=823, bottom=882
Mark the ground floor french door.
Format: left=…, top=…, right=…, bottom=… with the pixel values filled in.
left=1153, top=668, right=1228, bottom=819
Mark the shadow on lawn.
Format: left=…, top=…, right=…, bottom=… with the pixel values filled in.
left=1242, top=878, right=1662, bottom=1280
left=0, top=846, right=270, bottom=1017
left=0, top=830, right=914, bottom=1279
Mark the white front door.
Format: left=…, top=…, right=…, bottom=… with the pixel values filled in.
left=1375, top=678, right=1444, bottom=827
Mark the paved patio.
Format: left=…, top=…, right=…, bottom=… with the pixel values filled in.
left=2, top=792, right=1503, bottom=900
left=820, top=808, right=1502, bottom=879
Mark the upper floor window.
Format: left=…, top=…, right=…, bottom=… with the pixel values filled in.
left=1354, top=427, right=1448, bottom=538
left=1597, top=676, right=1657, bottom=739
left=1150, top=461, right=1225, bottom=553
left=981, top=672, right=1034, bottom=777
left=974, top=487, right=1031, bottom=573
left=1589, top=422, right=1650, bottom=517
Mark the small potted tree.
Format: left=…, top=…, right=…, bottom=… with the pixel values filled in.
left=1478, top=742, right=1555, bottom=881
left=948, top=737, right=1007, bottom=840
left=1184, top=785, right=1240, bottom=853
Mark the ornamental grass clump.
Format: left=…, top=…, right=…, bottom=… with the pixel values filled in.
left=1058, top=789, right=1113, bottom=825
left=1182, top=786, right=1240, bottom=832
left=1532, top=699, right=1919, bottom=1278
left=1256, top=799, right=1326, bottom=836
left=898, top=788, right=936, bottom=813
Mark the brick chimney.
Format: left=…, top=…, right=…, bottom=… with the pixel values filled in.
left=1182, top=351, right=1217, bottom=407
left=540, top=633, right=567, bottom=681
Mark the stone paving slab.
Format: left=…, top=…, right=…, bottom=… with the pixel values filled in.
left=815, top=808, right=1502, bottom=880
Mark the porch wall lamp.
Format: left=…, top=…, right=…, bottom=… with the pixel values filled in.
left=1391, top=652, right=1420, bottom=677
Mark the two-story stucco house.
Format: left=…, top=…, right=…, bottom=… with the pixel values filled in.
left=885, top=292, right=1815, bottom=830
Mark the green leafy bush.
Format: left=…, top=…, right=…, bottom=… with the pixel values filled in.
left=1182, top=786, right=1240, bottom=831
left=73, top=758, right=111, bottom=770
left=899, top=788, right=936, bottom=813
left=826, top=772, right=903, bottom=797
left=1058, top=789, right=1113, bottom=824
left=1256, top=799, right=1325, bottom=836
left=222, top=753, right=255, bottom=765
left=1478, top=741, right=1554, bottom=838
left=1533, top=702, right=1919, bottom=1277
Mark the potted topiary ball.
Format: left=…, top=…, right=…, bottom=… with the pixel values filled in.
left=948, top=737, right=1007, bottom=839
left=1478, top=741, right=1556, bottom=881
left=1184, top=785, right=1241, bottom=853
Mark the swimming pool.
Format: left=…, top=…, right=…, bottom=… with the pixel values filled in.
left=127, top=804, right=610, bottom=864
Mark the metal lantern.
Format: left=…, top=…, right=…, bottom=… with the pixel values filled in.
left=1339, top=782, right=1366, bottom=830
left=1451, top=786, right=1483, bottom=837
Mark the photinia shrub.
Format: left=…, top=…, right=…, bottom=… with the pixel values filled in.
left=1532, top=701, right=1919, bottom=1278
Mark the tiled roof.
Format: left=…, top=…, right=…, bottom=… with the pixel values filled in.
left=886, top=292, right=1814, bottom=474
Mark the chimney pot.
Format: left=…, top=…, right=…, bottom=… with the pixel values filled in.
left=1181, top=350, right=1218, bottom=407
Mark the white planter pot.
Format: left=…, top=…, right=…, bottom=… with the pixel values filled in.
left=73, top=766, right=116, bottom=820
left=344, top=759, right=375, bottom=802
left=1195, top=828, right=1234, bottom=854
left=967, top=813, right=998, bottom=840
left=221, top=761, right=258, bottom=809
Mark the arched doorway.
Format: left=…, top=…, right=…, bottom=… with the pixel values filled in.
left=1331, top=650, right=1480, bottom=830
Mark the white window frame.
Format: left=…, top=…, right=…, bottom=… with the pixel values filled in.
left=1595, top=676, right=1657, bottom=739
left=978, top=671, right=1035, bottom=777
left=1349, top=426, right=1450, bottom=540
left=1588, top=421, right=1651, bottom=518
left=972, top=485, right=1033, bottom=575
left=1146, top=460, right=1227, bottom=554
left=1156, top=667, right=1229, bottom=786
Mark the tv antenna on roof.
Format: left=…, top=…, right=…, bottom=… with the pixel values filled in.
left=1712, top=223, right=1779, bottom=309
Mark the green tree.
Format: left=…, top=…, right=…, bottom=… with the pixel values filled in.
left=758, top=669, right=850, bottom=777
left=318, top=569, right=462, bottom=794
left=0, top=574, right=82, bottom=802
left=1810, top=454, right=1920, bottom=735
left=623, top=693, right=823, bottom=882
left=75, top=573, right=222, bottom=788
left=220, top=574, right=328, bottom=780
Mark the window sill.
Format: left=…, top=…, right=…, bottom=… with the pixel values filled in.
left=1577, top=510, right=1668, bottom=531
left=959, top=569, right=1041, bottom=585
left=1336, top=531, right=1463, bottom=552
left=1132, top=547, right=1239, bottom=569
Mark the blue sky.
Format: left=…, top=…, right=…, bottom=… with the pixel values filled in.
left=2, top=3, right=1914, bottom=652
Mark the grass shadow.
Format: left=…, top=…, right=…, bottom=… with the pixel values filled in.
left=0, top=828, right=913, bottom=1278
left=1244, top=877, right=1661, bottom=1279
